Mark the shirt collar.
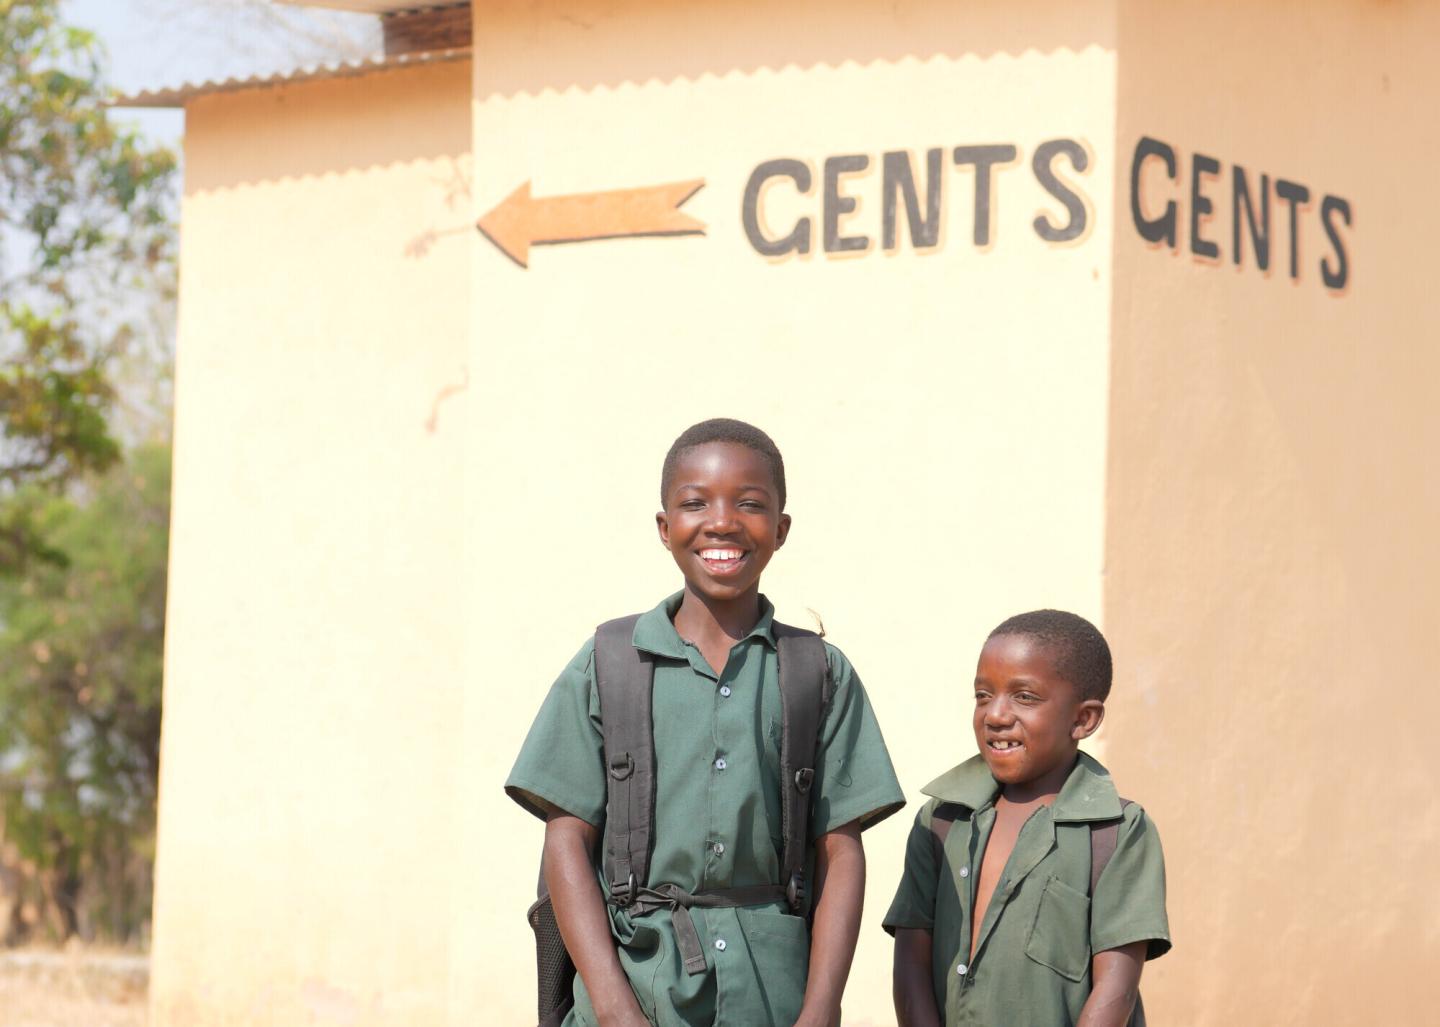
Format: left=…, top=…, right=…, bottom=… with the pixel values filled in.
left=631, top=590, right=779, bottom=660
left=920, top=751, right=1123, bottom=822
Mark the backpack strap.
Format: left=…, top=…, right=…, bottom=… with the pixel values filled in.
left=594, top=614, right=653, bottom=905
left=1090, top=800, right=1145, bottom=1026
left=1089, top=798, right=1133, bottom=895
left=928, top=801, right=967, bottom=864
left=773, top=623, right=832, bottom=913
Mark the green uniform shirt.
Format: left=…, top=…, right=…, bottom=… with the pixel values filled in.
left=507, top=592, right=905, bottom=1027
left=883, top=752, right=1171, bottom=1027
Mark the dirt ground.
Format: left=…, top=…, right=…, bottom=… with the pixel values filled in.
left=0, top=949, right=147, bottom=1027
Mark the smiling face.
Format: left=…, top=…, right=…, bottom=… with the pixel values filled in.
left=972, top=632, right=1105, bottom=799
left=656, top=441, right=790, bottom=606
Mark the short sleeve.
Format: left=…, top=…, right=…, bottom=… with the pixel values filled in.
left=882, top=803, right=941, bottom=935
left=503, top=640, right=606, bottom=826
left=1090, top=804, right=1172, bottom=960
left=809, top=644, right=905, bottom=835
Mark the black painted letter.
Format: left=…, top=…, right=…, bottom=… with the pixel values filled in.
left=1032, top=138, right=1089, bottom=243
left=1130, top=136, right=1178, bottom=248
left=742, top=159, right=813, bottom=257
left=1189, top=153, right=1220, bottom=259
left=823, top=154, right=871, bottom=254
left=953, top=144, right=1018, bottom=247
left=1274, top=178, right=1311, bottom=280
left=882, top=149, right=943, bottom=251
left=1320, top=194, right=1352, bottom=291
left=1231, top=165, right=1271, bottom=271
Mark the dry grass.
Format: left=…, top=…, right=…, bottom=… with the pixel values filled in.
left=0, top=948, right=147, bottom=1027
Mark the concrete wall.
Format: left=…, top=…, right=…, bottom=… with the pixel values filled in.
left=151, top=60, right=472, bottom=1026
left=1102, top=2, right=1440, bottom=1023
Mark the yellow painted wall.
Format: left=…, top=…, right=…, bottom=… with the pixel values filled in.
left=458, top=2, right=1116, bottom=1024
left=1103, top=1, right=1440, bottom=1024
left=151, top=60, right=472, bottom=1026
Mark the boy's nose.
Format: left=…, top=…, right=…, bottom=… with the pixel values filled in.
left=984, top=700, right=1015, bottom=726
left=705, top=504, right=738, bottom=531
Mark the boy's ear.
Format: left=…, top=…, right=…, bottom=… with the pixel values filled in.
left=1071, top=699, right=1105, bottom=741
left=775, top=512, right=792, bottom=548
left=656, top=510, right=672, bottom=550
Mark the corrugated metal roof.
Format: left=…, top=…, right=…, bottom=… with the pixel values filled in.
left=281, top=1, right=456, bottom=12
left=112, top=47, right=470, bottom=108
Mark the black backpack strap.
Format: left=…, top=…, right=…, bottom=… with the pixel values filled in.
left=1090, top=800, right=1145, bottom=1025
left=773, top=623, right=831, bottom=913
left=928, top=802, right=966, bottom=865
left=594, top=615, right=653, bottom=905
left=1089, top=798, right=1133, bottom=895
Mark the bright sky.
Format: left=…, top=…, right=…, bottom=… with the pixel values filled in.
left=62, top=0, right=381, bottom=149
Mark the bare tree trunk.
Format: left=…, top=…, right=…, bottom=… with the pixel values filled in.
left=39, top=831, right=82, bottom=942
left=0, top=848, right=22, bottom=946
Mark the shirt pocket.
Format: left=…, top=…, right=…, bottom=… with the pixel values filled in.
left=736, top=908, right=809, bottom=1025
left=1024, top=875, right=1092, bottom=982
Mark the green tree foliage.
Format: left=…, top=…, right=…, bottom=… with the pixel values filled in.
left=0, top=0, right=176, bottom=943
left=1, top=0, right=176, bottom=572
left=0, top=444, right=169, bottom=942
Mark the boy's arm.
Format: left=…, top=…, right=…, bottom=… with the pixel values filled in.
left=795, top=821, right=865, bottom=1027
left=544, top=814, right=649, bottom=1027
left=892, top=928, right=943, bottom=1027
left=1076, top=941, right=1147, bottom=1027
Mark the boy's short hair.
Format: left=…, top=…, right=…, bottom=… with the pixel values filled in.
left=988, top=609, right=1113, bottom=702
left=660, top=418, right=788, bottom=510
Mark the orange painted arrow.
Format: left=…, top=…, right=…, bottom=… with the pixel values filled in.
left=476, top=179, right=705, bottom=268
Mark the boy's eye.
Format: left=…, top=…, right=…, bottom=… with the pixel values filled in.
left=680, top=499, right=705, bottom=510
left=973, top=692, right=990, bottom=704
left=1015, top=692, right=1040, bottom=704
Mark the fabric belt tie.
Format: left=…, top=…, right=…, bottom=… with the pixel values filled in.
left=613, top=882, right=787, bottom=976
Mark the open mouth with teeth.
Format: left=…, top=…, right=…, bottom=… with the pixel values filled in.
left=987, top=739, right=1024, bottom=753
left=698, top=547, right=749, bottom=573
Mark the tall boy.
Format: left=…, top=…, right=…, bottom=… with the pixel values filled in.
left=507, top=419, right=904, bottom=1026
left=885, top=611, right=1170, bottom=1027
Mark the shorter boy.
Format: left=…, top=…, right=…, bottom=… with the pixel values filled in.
left=885, top=611, right=1170, bottom=1027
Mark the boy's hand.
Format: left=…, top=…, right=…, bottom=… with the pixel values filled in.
left=544, top=814, right=649, bottom=1026
left=795, top=821, right=866, bottom=1027
left=892, top=928, right=943, bottom=1027
left=1076, top=941, right=1147, bottom=1027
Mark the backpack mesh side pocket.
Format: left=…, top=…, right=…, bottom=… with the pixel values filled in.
left=527, top=891, right=575, bottom=1027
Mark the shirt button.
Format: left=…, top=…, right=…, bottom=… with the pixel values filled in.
left=715, top=757, right=727, bottom=771
left=714, top=939, right=727, bottom=951
left=719, top=685, right=732, bottom=697
left=713, top=842, right=726, bottom=855
left=957, top=963, right=967, bottom=976
left=959, top=866, right=969, bottom=878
